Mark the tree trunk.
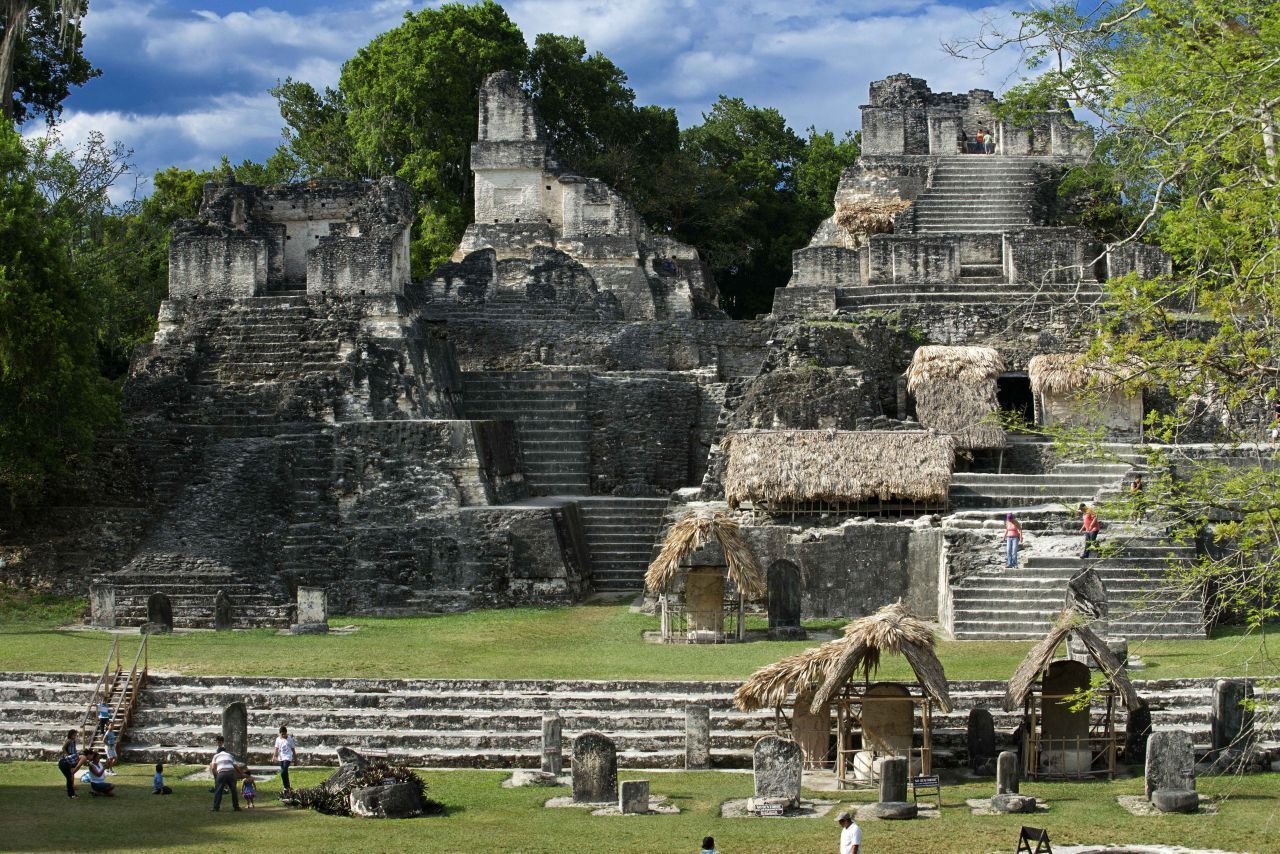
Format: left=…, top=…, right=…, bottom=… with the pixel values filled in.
left=0, top=1, right=34, bottom=121
left=1263, top=102, right=1278, bottom=178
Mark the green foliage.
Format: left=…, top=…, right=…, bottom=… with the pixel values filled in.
left=3, top=0, right=98, bottom=124
left=0, top=124, right=116, bottom=506
left=954, top=0, right=1280, bottom=636
left=0, top=584, right=81, bottom=623
left=340, top=0, right=527, bottom=271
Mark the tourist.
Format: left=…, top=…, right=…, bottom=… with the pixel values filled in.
left=1005, top=513, right=1023, bottom=567
left=974, top=129, right=985, bottom=154
left=1080, top=503, right=1102, bottom=557
left=1130, top=473, right=1145, bottom=522
left=698, top=836, right=719, bottom=853
left=85, top=751, right=114, bottom=797
left=209, top=736, right=230, bottom=795
left=241, top=769, right=257, bottom=808
left=96, top=698, right=110, bottom=736
left=836, top=810, right=861, bottom=854
left=103, top=726, right=119, bottom=774
left=272, top=725, right=298, bottom=792
left=57, top=729, right=84, bottom=798
left=983, top=128, right=996, bottom=154
left=209, top=746, right=241, bottom=811
left=153, top=763, right=172, bottom=795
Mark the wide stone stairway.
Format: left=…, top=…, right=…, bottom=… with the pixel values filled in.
left=4, top=672, right=1274, bottom=767
left=909, top=156, right=1039, bottom=234
left=180, top=296, right=352, bottom=429
left=576, top=497, right=670, bottom=593
left=461, top=370, right=591, bottom=495
left=949, top=460, right=1137, bottom=509
left=950, top=531, right=1205, bottom=640
left=98, top=556, right=294, bottom=629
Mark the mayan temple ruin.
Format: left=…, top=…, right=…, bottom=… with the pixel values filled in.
left=0, top=71, right=1208, bottom=643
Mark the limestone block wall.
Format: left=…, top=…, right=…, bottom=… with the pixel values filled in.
left=587, top=373, right=701, bottom=495
left=743, top=522, right=943, bottom=620
left=168, top=232, right=270, bottom=298
left=866, top=234, right=960, bottom=284
left=1106, top=242, right=1173, bottom=280
left=1004, top=227, right=1103, bottom=284
left=307, top=224, right=411, bottom=296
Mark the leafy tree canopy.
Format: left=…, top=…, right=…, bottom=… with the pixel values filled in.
left=1, top=0, right=98, bottom=124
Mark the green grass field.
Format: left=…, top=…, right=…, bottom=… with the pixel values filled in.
left=3, top=761, right=1277, bottom=853
left=0, top=591, right=1276, bottom=681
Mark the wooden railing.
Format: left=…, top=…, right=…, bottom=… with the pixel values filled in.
left=79, top=634, right=120, bottom=746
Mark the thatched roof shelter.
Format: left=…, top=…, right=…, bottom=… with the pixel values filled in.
left=1028, top=353, right=1142, bottom=397
left=906, top=346, right=1007, bottom=449
left=807, top=603, right=952, bottom=713
left=1003, top=608, right=1141, bottom=712
left=721, top=430, right=955, bottom=509
left=733, top=640, right=848, bottom=712
left=645, top=510, right=765, bottom=597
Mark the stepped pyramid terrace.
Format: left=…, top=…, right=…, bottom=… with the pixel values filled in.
left=0, top=71, right=1277, bottom=790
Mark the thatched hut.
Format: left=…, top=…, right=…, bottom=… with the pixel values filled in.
left=721, top=430, right=955, bottom=519
left=734, top=603, right=951, bottom=783
left=1004, top=608, right=1141, bottom=780
left=834, top=196, right=913, bottom=245
left=905, top=346, right=1008, bottom=449
left=1027, top=353, right=1144, bottom=438
left=645, top=511, right=764, bottom=643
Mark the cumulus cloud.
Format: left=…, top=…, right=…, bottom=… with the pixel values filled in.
left=55, top=0, right=1037, bottom=196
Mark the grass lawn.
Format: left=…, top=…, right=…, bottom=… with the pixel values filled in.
left=2, top=761, right=1277, bottom=853
left=0, top=594, right=1276, bottom=681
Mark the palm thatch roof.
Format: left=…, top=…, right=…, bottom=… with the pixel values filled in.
left=721, top=430, right=955, bottom=509
left=733, top=640, right=848, bottom=712
left=834, top=196, right=912, bottom=239
left=1028, top=353, right=1142, bottom=397
left=808, top=603, right=952, bottom=713
left=644, top=510, right=765, bottom=597
left=1002, top=608, right=1141, bottom=712
left=905, top=346, right=1007, bottom=449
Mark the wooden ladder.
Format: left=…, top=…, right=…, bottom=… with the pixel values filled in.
left=79, top=634, right=149, bottom=755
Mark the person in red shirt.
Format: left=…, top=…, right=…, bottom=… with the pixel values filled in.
left=1005, top=513, right=1023, bottom=567
left=1080, top=503, right=1101, bottom=557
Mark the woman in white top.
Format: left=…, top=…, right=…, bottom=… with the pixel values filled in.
left=271, top=725, right=298, bottom=792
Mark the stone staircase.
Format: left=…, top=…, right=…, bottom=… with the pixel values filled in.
left=576, top=497, right=670, bottom=593
left=836, top=282, right=1103, bottom=312
left=949, top=460, right=1137, bottom=509
left=909, top=157, right=1039, bottom=234
left=3, top=672, right=1275, bottom=767
left=97, top=557, right=294, bottom=629
left=424, top=293, right=621, bottom=323
left=461, top=370, right=591, bottom=495
left=180, top=296, right=350, bottom=429
left=950, top=533, right=1204, bottom=640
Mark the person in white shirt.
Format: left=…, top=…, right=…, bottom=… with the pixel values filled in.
left=271, top=725, right=298, bottom=792
left=208, top=746, right=240, bottom=811
left=836, top=810, right=861, bottom=854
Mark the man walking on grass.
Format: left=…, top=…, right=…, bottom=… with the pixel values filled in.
left=836, top=810, right=861, bottom=854
left=209, top=745, right=240, bottom=811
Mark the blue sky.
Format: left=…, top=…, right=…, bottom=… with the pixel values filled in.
left=36, top=0, right=1031, bottom=199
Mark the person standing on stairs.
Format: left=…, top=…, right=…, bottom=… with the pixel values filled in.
left=1005, top=513, right=1023, bottom=567
left=1080, top=503, right=1102, bottom=557
left=103, top=726, right=119, bottom=775
left=57, top=729, right=85, bottom=798
left=983, top=128, right=996, bottom=154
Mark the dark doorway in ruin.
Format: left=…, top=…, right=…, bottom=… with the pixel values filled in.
left=766, top=560, right=806, bottom=640
left=997, top=373, right=1035, bottom=428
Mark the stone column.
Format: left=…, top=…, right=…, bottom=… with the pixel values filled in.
left=1211, top=679, right=1254, bottom=754
left=685, top=705, right=710, bottom=770
left=291, top=586, right=329, bottom=634
left=221, top=701, right=248, bottom=762
left=996, top=750, right=1019, bottom=794
left=541, top=713, right=563, bottom=774
left=867, top=755, right=917, bottom=819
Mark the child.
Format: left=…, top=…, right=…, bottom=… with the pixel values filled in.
left=153, top=762, right=172, bottom=795
left=96, top=700, right=110, bottom=736
left=240, top=771, right=256, bottom=808
left=103, top=727, right=119, bottom=774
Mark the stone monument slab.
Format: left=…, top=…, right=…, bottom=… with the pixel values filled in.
left=90, top=583, right=115, bottom=628
left=862, top=682, right=913, bottom=757
left=1145, top=730, right=1195, bottom=799
left=214, top=590, right=233, bottom=632
left=967, top=707, right=996, bottom=771
left=766, top=560, right=806, bottom=640
left=1211, top=679, right=1254, bottom=753
left=619, top=779, right=649, bottom=814
left=1039, top=659, right=1091, bottom=774
left=572, top=732, right=618, bottom=803
left=752, top=736, right=802, bottom=809
left=292, top=586, right=328, bottom=634
left=146, top=592, right=173, bottom=633
left=996, top=749, right=1019, bottom=794
left=221, top=701, right=248, bottom=761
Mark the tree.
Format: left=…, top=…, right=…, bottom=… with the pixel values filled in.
left=339, top=0, right=527, bottom=268
left=0, top=124, right=115, bottom=506
left=270, top=79, right=355, bottom=180
left=951, top=0, right=1280, bottom=634
left=1, top=0, right=96, bottom=124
